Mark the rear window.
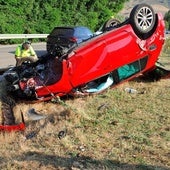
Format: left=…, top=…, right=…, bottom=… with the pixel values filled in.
left=50, top=27, right=74, bottom=36
left=74, top=27, right=93, bottom=37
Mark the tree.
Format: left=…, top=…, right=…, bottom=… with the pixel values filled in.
left=164, top=10, right=170, bottom=30
left=0, top=0, right=129, bottom=43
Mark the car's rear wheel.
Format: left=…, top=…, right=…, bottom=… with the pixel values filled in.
left=130, top=3, right=156, bottom=39
left=102, top=18, right=121, bottom=32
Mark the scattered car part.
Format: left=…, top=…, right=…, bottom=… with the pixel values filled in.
left=25, top=131, right=37, bottom=140
left=0, top=110, right=25, bottom=132
left=27, top=108, right=47, bottom=121
left=58, top=129, right=67, bottom=139
left=125, top=88, right=138, bottom=94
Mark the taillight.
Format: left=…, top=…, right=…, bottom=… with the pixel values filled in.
left=69, top=37, right=77, bottom=42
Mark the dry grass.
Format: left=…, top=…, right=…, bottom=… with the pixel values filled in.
left=0, top=77, right=170, bottom=170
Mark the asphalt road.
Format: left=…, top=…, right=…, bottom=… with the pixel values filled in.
left=0, top=42, right=47, bottom=68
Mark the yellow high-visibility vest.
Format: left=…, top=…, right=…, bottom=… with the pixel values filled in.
left=15, top=45, right=36, bottom=58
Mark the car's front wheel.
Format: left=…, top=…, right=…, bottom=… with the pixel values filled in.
left=130, top=3, right=156, bottom=39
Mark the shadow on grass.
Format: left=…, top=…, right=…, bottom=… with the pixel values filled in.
left=13, top=151, right=169, bottom=170
left=133, top=67, right=170, bottom=83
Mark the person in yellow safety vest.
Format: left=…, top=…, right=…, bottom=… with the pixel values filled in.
left=15, top=41, right=38, bottom=66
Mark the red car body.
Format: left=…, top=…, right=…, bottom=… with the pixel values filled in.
left=35, top=14, right=165, bottom=98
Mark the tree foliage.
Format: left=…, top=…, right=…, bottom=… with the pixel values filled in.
left=0, top=0, right=128, bottom=35
left=164, top=10, right=170, bottom=30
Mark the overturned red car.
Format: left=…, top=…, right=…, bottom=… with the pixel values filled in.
left=4, top=4, right=165, bottom=101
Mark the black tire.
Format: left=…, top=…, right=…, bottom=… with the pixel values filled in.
left=130, top=3, right=156, bottom=39
left=102, top=18, right=121, bottom=32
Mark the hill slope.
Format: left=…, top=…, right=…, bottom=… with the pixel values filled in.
left=120, top=0, right=169, bottom=17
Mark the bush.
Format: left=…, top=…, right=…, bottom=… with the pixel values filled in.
left=0, top=0, right=129, bottom=44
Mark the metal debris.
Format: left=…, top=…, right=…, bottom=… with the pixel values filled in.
left=27, top=108, right=47, bottom=121
left=58, top=129, right=67, bottom=139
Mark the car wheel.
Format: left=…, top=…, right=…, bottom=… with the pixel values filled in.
left=130, top=3, right=156, bottom=39
left=102, top=18, right=121, bottom=32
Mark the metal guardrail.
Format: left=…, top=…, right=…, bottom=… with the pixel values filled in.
left=0, top=34, right=49, bottom=39
left=1, top=33, right=169, bottom=40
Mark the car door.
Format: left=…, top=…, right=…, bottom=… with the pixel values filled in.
left=68, top=25, right=142, bottom=87
left=68, top=37, right=109, bottom=86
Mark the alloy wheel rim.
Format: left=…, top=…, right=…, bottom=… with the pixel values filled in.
left=136, top=6, right=153, bottom=31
